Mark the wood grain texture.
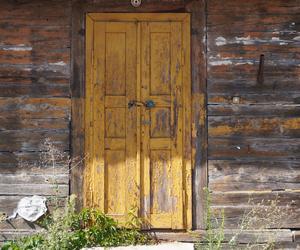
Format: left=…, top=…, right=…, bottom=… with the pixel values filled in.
left=185, top=0, right=207, bottom=229
left=70, top=0, right=85, bottom=211
left=1, top=0, right=298, bottom=237
left=211, top=190, right=300, bottom=228
left=0, top=0, right=70, bottom=98
left=209, top=160, right=300, bottom=191
left=207, top=0, right=300, bottom=230
left=0, top=0, right=71, bottom=239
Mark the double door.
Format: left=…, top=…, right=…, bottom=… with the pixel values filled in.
left=85, top=13, right=191, bottom=229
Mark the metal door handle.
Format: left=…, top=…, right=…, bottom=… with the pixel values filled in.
left=128, top=100, right=155, bottom=109
left=128, top=100, right=144, bottom=109
left=145, top=100, right=155, bottom=108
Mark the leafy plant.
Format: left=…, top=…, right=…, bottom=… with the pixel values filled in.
left=1, top=195, right=153, bottom=250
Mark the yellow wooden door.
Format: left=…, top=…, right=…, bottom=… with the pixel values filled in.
left=85, top=14, right=191, bottom=229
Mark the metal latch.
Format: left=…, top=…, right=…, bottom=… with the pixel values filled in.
left=128, top=100, right=156, bottom=109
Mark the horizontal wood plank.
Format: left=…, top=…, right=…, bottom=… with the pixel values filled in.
left=208, top=104, right=300, bottom=117
left=209, top=160, right=300, bottom=191
left=0, top=184, right=68, bottom=196
left=208, top=138, right=300, bottom=160
left=0, top=129, right=69, bottom=152
left=209, top=116, right=300, bottom=138
left=0, top=98, right=70, bottom=119
left=211, top=190, right=300, bottom=228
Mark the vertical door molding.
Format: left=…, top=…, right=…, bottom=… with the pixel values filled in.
left=186, top=0, right=208, bottom=229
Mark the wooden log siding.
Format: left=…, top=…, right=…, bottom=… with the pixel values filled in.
left=0, top=0, right=71, bottom=234
left=0, top=0, right=299, bottom=240
left=207, top=0, right=300, bottom=229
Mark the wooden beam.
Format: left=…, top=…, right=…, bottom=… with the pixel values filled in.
left=185, top=0, right=208, bottom=229
left=70, top=0, right=85, bottom=210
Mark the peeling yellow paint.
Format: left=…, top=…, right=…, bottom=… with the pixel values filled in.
left=85, top=14, right=191, bottom=230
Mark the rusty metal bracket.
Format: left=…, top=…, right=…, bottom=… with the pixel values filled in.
left=257, top=54, right=264, bottom=85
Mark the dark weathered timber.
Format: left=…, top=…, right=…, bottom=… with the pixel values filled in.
left=208, top=93, right=300, bottom=105
left=0, top=0, right=71, bottom=98
left=0, top=130, right=69, bottom=152
left=211, top=190, right=300, bottom=228
left=211, top=207, right=300, bottom=229
left=209, top=160, right=300, bottom=191
left=207, top=0, right=300, bottom=231
left=0, top=173, right=68, bottom=185
left=0, top=0, right=71, bottom=240
left=208, top=104, right=300, bottom=117
left=0, top=184, right=68, bottom=199
left=0, top=151, right=68, bottom=171
left=0, top=0, right=299, bottom=238
left=0, top=118, right=69, bottom=131
left=208, top=116, right=300, bottom=138
left=70, top=0, right=86, bottom=212
left=212, top=190, right=300, bottom=207
left=185, top=0, right=208, bottom=230
left=208, top=138, right=300, bottom=160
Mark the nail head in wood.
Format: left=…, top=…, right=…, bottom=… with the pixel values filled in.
left=232, top=96, right=240, bottom=104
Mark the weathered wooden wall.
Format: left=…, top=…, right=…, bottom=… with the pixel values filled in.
left=0, top=0, right=71, bottom=236
left=0, top=0, right=299, bottom=241
left=207, top=0, right=300, bottom=228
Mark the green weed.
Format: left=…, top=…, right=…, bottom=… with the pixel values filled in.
left=1, top=195, right=153, bottom=250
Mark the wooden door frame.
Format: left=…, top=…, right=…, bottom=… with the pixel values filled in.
left=70, top=0, right=207, bottom=230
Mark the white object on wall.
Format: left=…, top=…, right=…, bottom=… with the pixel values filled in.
left=7, top=195, right=47, bottom=222
left=131, top=0, right=141, bottom=7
